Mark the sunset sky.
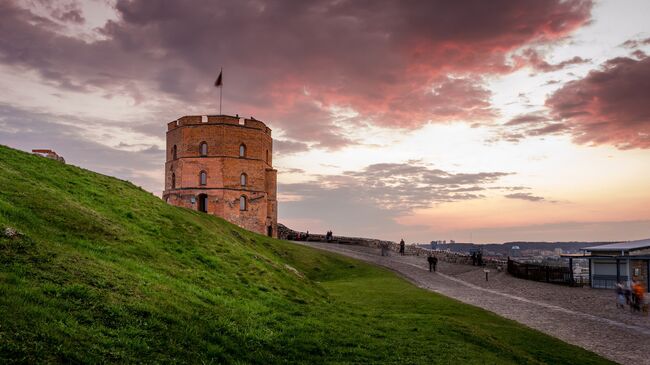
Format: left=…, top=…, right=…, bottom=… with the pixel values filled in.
left=1, top=0, right=649, bottom=243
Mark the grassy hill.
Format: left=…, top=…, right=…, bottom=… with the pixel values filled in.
left=0, top=145, right=611, bottom=364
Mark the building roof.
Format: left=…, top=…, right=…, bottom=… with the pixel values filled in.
left=583, top=238, right=650, bottom=252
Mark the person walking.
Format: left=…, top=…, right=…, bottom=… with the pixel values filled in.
left=432, top=255, right=438, bottom=272
left=427, top=254, right=435, bottom=272
left=381, top=241, right=389, bottom=257
left=615, top=281, right=626, bottom=309
left=632, top=280, right=644, bottom=313
left=399, top=239, right=405, bottom=256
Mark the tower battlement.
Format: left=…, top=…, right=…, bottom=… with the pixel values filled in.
left=167, top=115, right=272, bottom=136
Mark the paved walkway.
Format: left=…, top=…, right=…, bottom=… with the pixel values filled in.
left=295, top=241, right=650, bottom=365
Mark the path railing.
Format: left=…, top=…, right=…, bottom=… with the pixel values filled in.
left=507, top=258, right=588, bottom=286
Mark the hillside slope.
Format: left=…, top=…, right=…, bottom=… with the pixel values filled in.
left=0, top=145, right=610, bottom=364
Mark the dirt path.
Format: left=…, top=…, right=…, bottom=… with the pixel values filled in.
left=295, top=241, right=650, bottom=365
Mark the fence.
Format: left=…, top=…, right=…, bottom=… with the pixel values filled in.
left=507, top=258, right=587, bottom=286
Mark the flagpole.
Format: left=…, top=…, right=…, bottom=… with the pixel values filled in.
left=219, top=67, right=223, bottom=115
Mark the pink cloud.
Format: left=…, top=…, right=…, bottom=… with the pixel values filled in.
left=0, top=0, right=593, bottom=148
left=546, top=55, right=650, bottom=149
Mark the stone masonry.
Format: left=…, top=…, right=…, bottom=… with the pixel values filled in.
left=163, top=115, right=277, bottom=237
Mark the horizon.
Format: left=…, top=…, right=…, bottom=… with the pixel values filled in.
left=1, top=0, right=649, bottom=243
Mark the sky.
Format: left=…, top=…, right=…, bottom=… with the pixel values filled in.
left=1, top=0, right=649, bottom=244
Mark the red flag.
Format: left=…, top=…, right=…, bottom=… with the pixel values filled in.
left=215, top=70, right=222, bottom=87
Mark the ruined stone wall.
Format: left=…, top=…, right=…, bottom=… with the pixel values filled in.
left=163, top=115, right=277, bottom=237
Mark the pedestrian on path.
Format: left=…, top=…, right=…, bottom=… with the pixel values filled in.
left=615, top=282, right=626, bottom=309
left=631, top=279, right=644, bottom=313
left=427, top=254, right=435, bottom=272
left=399, top=239, right=405, bottom=256
left=381, top=241, right=389, bottom=257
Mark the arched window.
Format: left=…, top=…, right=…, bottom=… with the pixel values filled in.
left=239, top=195, right=247, bottom=211
left=239, top=144, right=246, bottom=157
left=171, top=173, right=176, bottom=188
left=199, top=171, right=207, bottom=186
left=199, top=141, right=208, bottom=157
left=172, top=145, right=177, bottom=160
left=240, top=173, right=247, bottom=186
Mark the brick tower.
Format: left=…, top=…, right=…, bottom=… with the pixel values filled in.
left=163, top=115, right=277, bottom=237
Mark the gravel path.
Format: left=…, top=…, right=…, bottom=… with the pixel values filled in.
left=295, top=241, right=650, bottom=365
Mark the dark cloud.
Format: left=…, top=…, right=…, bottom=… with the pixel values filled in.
left=273, top=139, right=310, bottom=155
left=621, top=37, right=650, bottom=49
left=280, top=161, right=517, bottom=238
left=504, top=192, right=547, bottom=202
left=56, top=9, right=85, bottom=24
left=546, top=55, right=650, bottom=149
left=505, top=112, right=549, bottom=126
left=279, top=167, right=305, bottom=174
left=281, top=162, right=512, bottom=214
left=493, top=112, right=567, bottom=143
left=516, top=48, right=590, bottom=73
left=0, top=0, right=593, bottom=148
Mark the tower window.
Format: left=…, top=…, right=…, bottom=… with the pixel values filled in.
left=240, top=196, right=247, bottom=211
left=199, top=141, right=208, bottom=157
left=266, top=150, right=269, bottom=163
left=240, top=173, right=247, bottom=186
left=171, top=173, right=176, bottom=188
left=239, top=144, right=246, bottom=157
left=199, top=171, right=207, bottom=186
left=172, top=145, right=177, bottom=160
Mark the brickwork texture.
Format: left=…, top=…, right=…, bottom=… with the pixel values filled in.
left=163, top=115, right=277, bottom=237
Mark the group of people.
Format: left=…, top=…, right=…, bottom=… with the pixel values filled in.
left=325, top=230, right=334, bottom=242
left=470, top=251, right=483, bottom=266
left=615, top=280, right=648, bottom=314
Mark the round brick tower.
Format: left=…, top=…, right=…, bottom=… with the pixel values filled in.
left=163, top=115, right=277, bottom=237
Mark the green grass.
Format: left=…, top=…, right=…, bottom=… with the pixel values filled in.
left=0, top=144, right=611, bottom=364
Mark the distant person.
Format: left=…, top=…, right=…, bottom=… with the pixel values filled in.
left=615, top=282, right=626, bottom=309
left=305, top=230, right=310, bottom=241
left=399, top=239, right=405, bottom=256
left=381, top=241, right=389, bottom=257
left=427, top=254, right=438, bottom=272
left=632, top=280, right=644, bottom=313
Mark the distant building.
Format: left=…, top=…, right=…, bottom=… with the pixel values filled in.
left=510, top=245, right=520, bottom=257
left=31, top=149, right=65, bottom=163
left=163, top=115, right=277, bottom=237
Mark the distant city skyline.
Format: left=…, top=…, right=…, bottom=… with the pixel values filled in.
left=0, top=0, right=649, bottom=243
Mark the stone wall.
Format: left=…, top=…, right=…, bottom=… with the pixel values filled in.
left=278, top=224, right=507, bottom=269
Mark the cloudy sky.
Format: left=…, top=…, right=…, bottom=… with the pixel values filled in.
left=1, top=0, right=649, bottom=243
